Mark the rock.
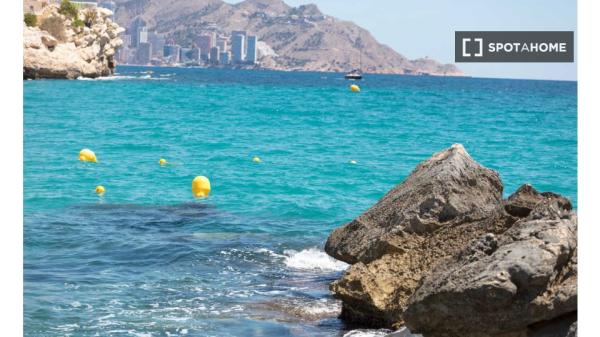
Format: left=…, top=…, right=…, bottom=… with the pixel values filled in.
left=41, top=35, right=58, bottom=48
left=111, top=38, right=124, bottom=49
left=96, top=7, right=113, bottom=18
left=403, top=194, right=577, bottom=337
left=23, top=4, right=123, bottom=79
left=325, top=145, right=577, bottom=335
left=23, top=26, right=43, bottom=49
left=566, top=321, right=577, bottom=337
left=99, top=32, right=111, bottom=46
left=107, top=28, right=117, bottom=39
left=326, top=144, right=508, bottom=327
left=325, top=144, right=503, bottom=264
left=528, top=313, right=577, bottom=337
left=504, top=184, right=572, bottom=218
left=104, top=47, right=115, bottom=57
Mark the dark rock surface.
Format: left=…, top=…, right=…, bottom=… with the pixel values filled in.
left=404, top=198, right=577, bottom=337
left=324, top=144, right=577, bottom=336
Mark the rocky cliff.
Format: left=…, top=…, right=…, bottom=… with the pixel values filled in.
left=112, top=0, right=462, bottom=76
left=325, top=145, right=577, bottom=337
left=23, top=4, right=124, bottom=79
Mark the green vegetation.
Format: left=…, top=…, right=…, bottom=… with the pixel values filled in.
left=24, top=13, right=37, bottom=27
left=40, top=16, right=66, bottom=41
left=72, top=18, right=85, bottom=29
left=58, top=0, right=79, bottom=19
left=84, top=9, right=97, bottom=28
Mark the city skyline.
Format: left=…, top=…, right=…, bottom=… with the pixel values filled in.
left=118, top=21, right=259, bottom=67
left=225, top=0, right=577, bottom=81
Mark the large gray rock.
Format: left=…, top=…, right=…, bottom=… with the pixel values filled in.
left=404, top=196, right=577, bottom=337
left=325, top=145, right=577, bottom=335
left=325, top=144, right=503, bottom=264
left=326, top=145, right=508, bottom=328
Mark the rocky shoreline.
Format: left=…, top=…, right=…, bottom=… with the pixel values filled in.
left=23, top=4, right=124, bottom=79
left=325, top=144, right=577, bottom=337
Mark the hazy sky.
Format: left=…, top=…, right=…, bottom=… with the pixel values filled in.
left=226, top=0, right=577, bottom=81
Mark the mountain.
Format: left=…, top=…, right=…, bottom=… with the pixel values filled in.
left=113, top=0, right=463, bottom=75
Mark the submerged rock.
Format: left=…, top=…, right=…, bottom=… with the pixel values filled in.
left=23, top=4, right=123, bottom=79
left=325, top=144, right=577, bottom=336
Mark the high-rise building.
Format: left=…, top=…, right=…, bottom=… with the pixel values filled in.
left=180, top=47, right=201, bottom=63
left=116, top=47, right=131, bottom=64
left=137, top=27, right=148, bottom=45
left=210, top=46, right=220, bottom=65
left=163, top=44, right=181, bottom=63
left=217, top=38, right=228, bottom=52
left=129, top=18, right=146, bottom=47
left=121, top=34, right=132, bottom=48
left=220, top=51, right=231, bottom=65
left=179, top=48, right=190, bottom=63
left=147, top=31, right=165, bottom=58
left=135, top=42, right=152, bottom=64
left=231, top=30, right=247, bottom=38
left=196, top=35, right=213, bottom=60
left=246, top=36, right=257, bottom=64
left=190, top=48, right=201, bottom=62
left=232, top=33, right=245, bottom=64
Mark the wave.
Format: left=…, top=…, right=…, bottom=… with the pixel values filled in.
left=283, top=248, right=348, bottom=271
left=255, top=247, right=348, bottom=271
left=343, top=330, right=392, bottom=337
left=344, top=327, right=421, bottom=337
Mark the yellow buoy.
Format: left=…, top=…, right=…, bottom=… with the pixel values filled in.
left=252, top=156, right=261, bottom=163
left=350, top=84, right=360, bottom=92
left=95, top=185, right=105, bottom=194
left=159, top=158, right=167, bottom=166
left=349, top=160, right=358, bottom=165
left=192, top=176, right=211, bottom=198
left=79, top=148, right=98, bottom=163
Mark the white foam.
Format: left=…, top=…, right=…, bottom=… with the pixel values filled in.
left=343, top=329, right=393, bottom=337
left=283, top=248, right=348, bottom=272
left=301, top=298, right=341, bottom=316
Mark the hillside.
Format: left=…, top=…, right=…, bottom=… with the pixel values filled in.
left=113, top=0, right=463, bottom=75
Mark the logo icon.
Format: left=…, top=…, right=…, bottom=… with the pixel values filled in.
left=461, top=38, right=483, bottom=57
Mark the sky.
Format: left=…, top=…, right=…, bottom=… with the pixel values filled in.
left=226, top=0, right=577, bottom=81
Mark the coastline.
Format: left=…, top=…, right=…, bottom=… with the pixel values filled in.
left=112, top=65, right=583, bottom=83
left=116, top=62, right=470, bottom=78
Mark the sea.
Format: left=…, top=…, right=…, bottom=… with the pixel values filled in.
left=24, top=66, right=577, bottom=337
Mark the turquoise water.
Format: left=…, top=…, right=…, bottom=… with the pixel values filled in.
left=24, top=67, right=577, bottom=337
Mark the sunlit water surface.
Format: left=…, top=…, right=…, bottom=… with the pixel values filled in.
left=24, top=67, right=576, bottom=337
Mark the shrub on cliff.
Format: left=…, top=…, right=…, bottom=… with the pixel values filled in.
left=40, top=16, right=66, bottom=42
left=84, top=10, right=97, bottom=28
left=58, top=0, right=79, bottom=19
left=72, top=18, right=85, bottom=29
left=24, top=13, right=37, bottom=27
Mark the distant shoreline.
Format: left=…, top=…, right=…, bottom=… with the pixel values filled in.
left=114, top=64, right=580, bottom=83
left=117, top=63, right=471, bottom=78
